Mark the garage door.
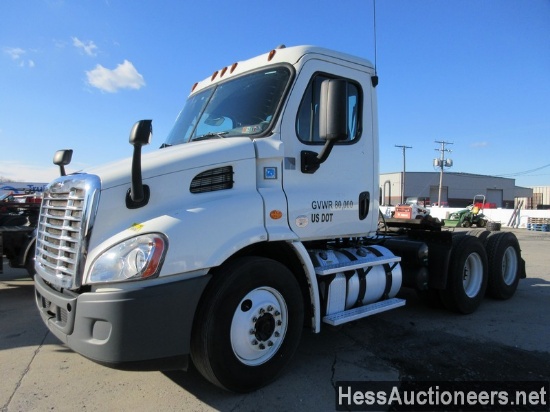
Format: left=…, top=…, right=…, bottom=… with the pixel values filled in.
left=486, top=189, right=503, bottom=208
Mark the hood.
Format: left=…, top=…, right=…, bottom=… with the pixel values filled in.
left=84, top=137, right=256, bottom=190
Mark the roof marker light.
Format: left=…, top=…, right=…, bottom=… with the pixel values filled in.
left=268, top=49, right=277, bottom=61
left=211, top=70, right=218, bottom=81
left=230, top=62, right=238, bottom=73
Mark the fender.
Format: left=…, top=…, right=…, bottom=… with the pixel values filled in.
left=288, top=241, right=322, bottom=332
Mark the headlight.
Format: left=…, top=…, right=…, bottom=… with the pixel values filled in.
left=88, top=234, right=168, bottom=284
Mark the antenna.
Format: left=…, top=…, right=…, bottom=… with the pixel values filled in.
left=371, top=0, right=379, bottom=87
left=373, top=0, right=377, bottom=75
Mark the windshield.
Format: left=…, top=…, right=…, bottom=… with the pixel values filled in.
left=164, top=66, right=292, bottom=146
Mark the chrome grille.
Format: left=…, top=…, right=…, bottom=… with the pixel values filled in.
left=35, top=175, right=100, bottom=290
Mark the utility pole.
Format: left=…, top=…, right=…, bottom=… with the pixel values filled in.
left=434, top=140, right=453, bottom=206
left=395, top=145, right=412, bottom=204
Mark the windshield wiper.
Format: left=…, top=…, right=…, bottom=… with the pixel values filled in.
left=190, top=132, right=228, bottom=142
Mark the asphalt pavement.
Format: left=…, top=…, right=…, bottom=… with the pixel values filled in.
left=1, top=228, right=549, bottom=411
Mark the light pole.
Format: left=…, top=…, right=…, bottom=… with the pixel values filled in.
left=395, top=145, right=412, bottom=204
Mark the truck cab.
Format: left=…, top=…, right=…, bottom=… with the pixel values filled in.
left=158, top=45, right=379, bottom=241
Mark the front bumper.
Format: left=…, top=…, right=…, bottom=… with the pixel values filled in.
left=34, top=274, right=211, bottom=370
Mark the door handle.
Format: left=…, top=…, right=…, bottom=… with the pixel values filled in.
left=359, top=191, right=370, bottom=220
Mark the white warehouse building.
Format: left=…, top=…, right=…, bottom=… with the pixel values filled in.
left=380, top=172, right=533, bottom=209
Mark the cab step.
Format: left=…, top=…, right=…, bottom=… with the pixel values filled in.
left=322, top=297, right=406, bottom=326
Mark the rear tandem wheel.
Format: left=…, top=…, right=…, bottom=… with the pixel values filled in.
left=440, top=235, right=488, bottom=314
left=485, top=232, right=522, bottom=300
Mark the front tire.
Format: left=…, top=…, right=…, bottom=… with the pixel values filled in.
left=440, top=235, right=488, bottom=314
left=25, top=248, right=36, bottom=276
left=190, top=256, right=303, bottom=392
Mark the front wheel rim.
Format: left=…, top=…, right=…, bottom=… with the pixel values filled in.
left=463, top=252, right=483, bottom=298
left=230, top=287, right=288, bottom=366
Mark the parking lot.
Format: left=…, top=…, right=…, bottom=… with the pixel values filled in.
left=1, top=228, right=549, bottom=411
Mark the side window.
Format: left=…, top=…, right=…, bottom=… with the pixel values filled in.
left=296, top=74, right=361, bottom=143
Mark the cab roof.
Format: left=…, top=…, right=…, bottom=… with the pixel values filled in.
left=190, top=45, right=375, bottom=95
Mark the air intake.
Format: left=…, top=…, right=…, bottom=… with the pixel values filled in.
left=190, top=166, right=234, bottom=194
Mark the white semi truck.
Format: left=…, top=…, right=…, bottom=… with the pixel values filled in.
left=34, top=45, right=525, bottom=392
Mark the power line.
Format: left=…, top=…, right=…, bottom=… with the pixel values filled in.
left=495, top=162, right=550, bottom=178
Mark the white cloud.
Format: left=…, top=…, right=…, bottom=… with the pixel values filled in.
left=72, top=37, right=98, bottom=57
left=4, top=47, right=25, bottom=60
left=3, top=47, right=36, bottom=68
left=471, top=141, right=489, bottom=148
left=0, top=160, right=59, bottom=183
left=86, top=60, right=145, bottom=93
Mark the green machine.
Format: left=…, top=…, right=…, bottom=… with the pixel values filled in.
left=445, top=195, right=489, bottom=228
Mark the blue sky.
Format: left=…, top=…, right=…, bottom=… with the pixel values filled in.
left=1, top=0, right=549, bottom=187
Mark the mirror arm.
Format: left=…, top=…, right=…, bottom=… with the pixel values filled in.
left=126, top=120, right=152, bottom=209
left=130, top=144, right=145, bottom=202
left=300, top=140, right=336, bottom=174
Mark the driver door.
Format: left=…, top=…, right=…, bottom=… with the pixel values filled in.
left=281, top=59, right=377, bottom=240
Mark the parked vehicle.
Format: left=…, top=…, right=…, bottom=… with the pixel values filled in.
left=0, top=192, right=40, bottom=275
left=393, top=199, right=430, bottom=219
left=33, top=46, right=525, bottom=392
left=445, top=195, right=489, bottom=228
left=405, top=196, right=430, bottom=207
